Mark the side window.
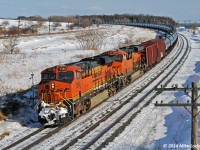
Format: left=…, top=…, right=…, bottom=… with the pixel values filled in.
left=76, top=72, right=81, bottom=79
left=129, top=53, right=132, bottom=59
left=108, top=62, right=112, bottom=67
left=124, top=54, right=127, bottom=60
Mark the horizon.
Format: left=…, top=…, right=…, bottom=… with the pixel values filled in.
left=0, top=0, right=199, bottom=22
left=0, top=16, right=199, bottom=25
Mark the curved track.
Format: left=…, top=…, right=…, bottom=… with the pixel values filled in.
left=13, top=34, right=189, bottom=150
left=1, top=24, right=182, bottom=150
left=59, top=34, right=189, bottom=150
left=74, top=34, right=190, bottom=150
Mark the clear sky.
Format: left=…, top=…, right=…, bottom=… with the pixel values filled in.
left=0, top=0, right=199, bottom=22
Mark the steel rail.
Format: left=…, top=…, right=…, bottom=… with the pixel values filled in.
left=60, top=34, right=187, bottom=150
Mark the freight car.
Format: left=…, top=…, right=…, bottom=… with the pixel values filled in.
left=36, top=23, right=178, bottom=126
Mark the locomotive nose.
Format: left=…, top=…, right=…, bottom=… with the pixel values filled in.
left=45, top=85, right=49, bottom=89
left=44, top=82, right=55, bottom=90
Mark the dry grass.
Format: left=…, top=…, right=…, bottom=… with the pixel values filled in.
left=0, top=131, right=10, bottom=140
left=7, top=71, right=20, bottom=79
left=116, top=36, right=149, bottom=49
left=75, top=29, right=105, bottom=50
left=32, top=46, right=49, bottom=51
left=0, top=84, right=13, bottom=96
left=19, top=52, right=27, bottom=59
left=117, top=38, right=136, bottom=48
left=0, top=111, right=7, bottom=121
left=64, top=36, right=75, bottom=41
left=76, top=54, right=88, bottom=59
left=0, top=51, right=27, bottom=63
left=135, top=37, right=148, bottom=44
left=0, top=51, right=14, bottom=63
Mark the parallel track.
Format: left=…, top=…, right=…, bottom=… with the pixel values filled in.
left=59, top=34, right=189, bottom=150
left=1, top=25, right=180, bottom=150
left=2, top=127, right=44, bottom=150
left=2, top=122, right=73, bottom=150
left=77, top=34, right=190, bottom=150
left=21, top=34, right=187, bottom=150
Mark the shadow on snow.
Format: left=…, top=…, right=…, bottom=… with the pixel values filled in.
left=0, top=84, right=41, bottom=128
left=153, top=61, right=200, bottom=149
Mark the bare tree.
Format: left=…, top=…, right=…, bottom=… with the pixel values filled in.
left=3, top=37, right=19, bottom=54
left=75, top=29, right=105, bottom=50
left=53, top=22, right=62, bottom=27
left=36, top=21, right=45, bottom=28
left=0, top=27, right=6, bottom=36
left=1, top=20, right=10, bottom=27
left=7, top=26, right=19, bottom=36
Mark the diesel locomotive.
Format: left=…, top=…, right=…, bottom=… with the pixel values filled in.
left=36, top=23, right=178, bottom=126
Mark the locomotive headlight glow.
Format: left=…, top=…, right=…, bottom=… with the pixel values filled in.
left=51, top=83, right=55, bottom=89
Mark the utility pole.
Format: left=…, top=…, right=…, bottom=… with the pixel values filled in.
left=191, top=82, right=198, bottom=149
left=88, top=17, right=91, bottom=29
left=78, top=16, right=81, bottom=28
left=48, top=16, right=51, bottom=34
left=30, top=73, right=35, bottom=107
left=155, top=82, right=200, bottom=150
left=18, top=17, right=21, bottom=36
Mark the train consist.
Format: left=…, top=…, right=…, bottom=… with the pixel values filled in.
left=36, top=23, right=178, bottom=126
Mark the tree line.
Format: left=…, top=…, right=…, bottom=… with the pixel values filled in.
left=15, top=14, right=177, bottom=27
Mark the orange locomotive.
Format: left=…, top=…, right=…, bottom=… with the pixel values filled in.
left=37, top=39, right=166, bottom=126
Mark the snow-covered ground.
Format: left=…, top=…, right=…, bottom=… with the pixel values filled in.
left=103, top=27, right=200, bottom=150
left=0, top=18, right=72, bottom=33
left=1, top=18, right=200, bottom=149
left=0, top=21, right=156, bottom=143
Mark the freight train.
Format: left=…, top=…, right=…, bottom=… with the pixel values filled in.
left=36, top=23, right=178, bottom=126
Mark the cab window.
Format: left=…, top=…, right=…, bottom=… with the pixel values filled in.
left=42, top=73, right=56, bottom=80
left=58, top=72, right=74, bottom=83
left=58, top=72, right=74, bottom=79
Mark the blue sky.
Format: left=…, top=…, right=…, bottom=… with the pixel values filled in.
left=0, top=0, right=199, bottom=22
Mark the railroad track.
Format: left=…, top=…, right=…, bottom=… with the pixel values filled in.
left=57, top=34, right=189, bottom=150
left=2, top=110, right=94, bottom=150
left=79, top=35, right=190, bottom=150
left=1, top=34, right=185, bottom=150
left=0, top=24, right=154, bottom=150
left=1, top=127, right=45, bottom=150
left=0, top=123, right=41, bottom=150
left=9, top=34, right=187, bottom=150
left=2, top=121, right=75, bottom=150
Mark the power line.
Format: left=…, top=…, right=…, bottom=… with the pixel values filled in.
left=155, top=82, right=200, bottom=150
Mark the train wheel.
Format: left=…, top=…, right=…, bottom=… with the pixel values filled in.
left=109, top=87, right=117, bottom=96
left=68, top=113, right=74, bottom=121
left=38, top=115, right=47, bottom=125
left=59, top=115, right=69, bottom=124
left=126, top=76, right=131, bottom=84
left=85, top=99, right=91, bottom=111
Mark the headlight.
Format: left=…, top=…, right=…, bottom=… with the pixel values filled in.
left=51, top=83, right=55, bottom=89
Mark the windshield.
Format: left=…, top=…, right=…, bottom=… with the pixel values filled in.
left=42, top=73, right=56, bottom=80
left=58, top=72, right=74, bottom=79
left=58, top=72, right=74, bottom=83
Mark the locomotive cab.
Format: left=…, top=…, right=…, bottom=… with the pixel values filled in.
left=37, top=65, right=83, bottom=125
